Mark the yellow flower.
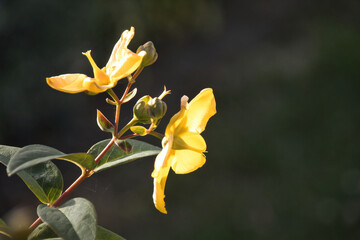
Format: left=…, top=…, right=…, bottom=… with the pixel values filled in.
left=46, top=27, right=146, bottom=94
left=152, top=88, right=216, bottom=213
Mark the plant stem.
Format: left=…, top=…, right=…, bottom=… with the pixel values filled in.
left=116, top=118, right=138, bottom=139
left=94, top=137, right=116, bottom=165
left=148, top=131, right=164, bottom=140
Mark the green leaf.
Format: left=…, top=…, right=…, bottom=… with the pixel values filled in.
left=57, top=153, right=95, bottom=171
left=0, top=145, right=63, bottom=204
left=37, top=198, right=97, bottom=240
left=28, top=223, right=58, bottom=240
left=0, top=218, right=11, bottom=238
left=29, top=225, right=126, bottom=240
left=6, top=145, right=95, bottom=176
left=97, top=109, right=114, bottom=133
left=87, top=139, right=161, bottom=173
left=96, top=226, right=126, bottom=240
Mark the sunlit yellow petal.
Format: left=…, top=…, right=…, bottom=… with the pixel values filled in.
left=46, top=74, right=88, bottom=93
left=184, top=88, right=216, bottom=133
left=165, top=96, right=188, bottom=138
left=153, top=177, right=168, bottom=214
left=171, top=149, right=206, bottom=174
left=173, top=132, right=206, bottom=152
left=82, top=51, right=110, bottom=85
left=152, top=136, right=174, bottom=214
left=109, top=51, right=145, bottom=82
left=82, top=77, right=111, bottom=94
left=106, top=27, right=135, bottom=69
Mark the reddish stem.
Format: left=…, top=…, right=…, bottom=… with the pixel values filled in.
left=94, top=137, right=116, bottom=165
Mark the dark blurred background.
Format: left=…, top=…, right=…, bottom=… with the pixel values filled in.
left=1, top=0, right=360, bottom=239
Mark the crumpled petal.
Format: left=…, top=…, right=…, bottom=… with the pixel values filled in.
left=105, top=27, right=146, bottom=82
left=82, top=77, right=114, bottom=94
left=47, top=27, right=144, bottom=94
left=171, top=149, right=206, bottom=174
left=109, top=51, right=145, bottom=82
left=106, top=27, right=135, bottom=69
left=46, top=74, right=89, bottom=93
left=184, top=88, right=216, bottom=133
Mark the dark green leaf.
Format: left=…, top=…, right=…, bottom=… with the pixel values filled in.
left=87, top=139, right=161, bottom=173
left=28, top=223, right=58, bottom=240
left=6, top=145, right=63, bottom=175
left=57, top=153, right=95, bottom=170
left=37, top=198, right=97, bottom=240
left=0, top=145, right=63, bottom=204
left=0, top=218, right=11, bottom=238
left=18, top=162, right=63, bottom=204
left=6, top=145, right=95, bottom=176
left=96, top=226, right=126, bottom=240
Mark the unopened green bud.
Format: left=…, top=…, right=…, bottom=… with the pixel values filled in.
left=148, top=97, right=167, bottom=122
left=133, top=95, right=152, bottom=124
left=133, top=96, right=167, bottom=124
left=137, top=41, right=158, bottom=67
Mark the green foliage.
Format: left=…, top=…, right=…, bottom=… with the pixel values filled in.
left=6, top=145, right=95, bottom=175
left=36, top=198, right=97, bottom=240
left=29, top=223, right=126, bottom=240
left=27, top=223, right=58, bottom=240
left=96, top=226, right=126, bottom=240
left=0, top=145, right=63, bottom=204
left=57, top=153, right=95, bottom=170
left=29, top=198, right=125, bottom=240
left=0, top=218, right=11, bottom=238
left=88, top=139, right=161, bottom=173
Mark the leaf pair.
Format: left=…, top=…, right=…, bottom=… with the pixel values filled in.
left=1, top=139, right=160, bottom=205
left=0, top=145, right=63, bottom=204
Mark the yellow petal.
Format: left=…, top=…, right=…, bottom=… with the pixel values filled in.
left=82, top=51, right=110, bottom=85
left=152, top=136, right=174, bottom=214
left=173, top=132, right=206, bottom=152
left=184, top=88, right=216, bottom=133
left=171, top=149, right=206, bottom=174
left=164, top=96, right=188, bottom=138
left=153, top=176, right=168, bottom=214
left=46, top=74, right=88, bottom=93
left=82, top=77, right=112, bottom=94
left=106, top=27, right=135, bottom=68
left=108, top=51, right=145, bottom=82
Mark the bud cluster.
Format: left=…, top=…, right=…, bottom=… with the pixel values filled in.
left=133, top=96, right=167, bottom=125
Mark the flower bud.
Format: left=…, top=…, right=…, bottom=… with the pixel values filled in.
left=133, top=95, right=152, bottom=124
left=148, top=97, right=167, bottom=122
left=133, top=96, right=167, bottom=124
left=136, top=41, right=158, bottom=67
